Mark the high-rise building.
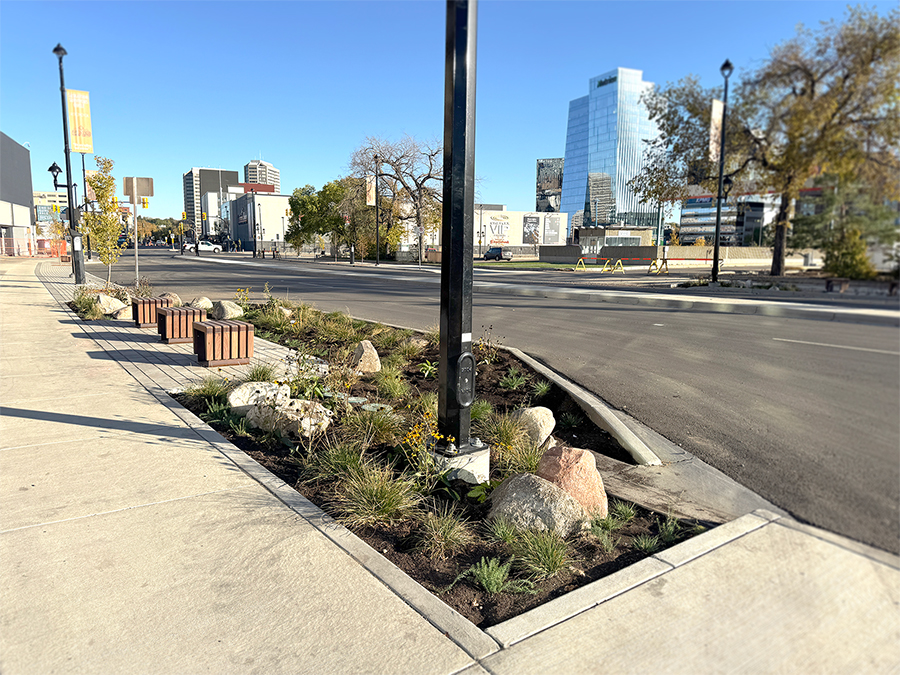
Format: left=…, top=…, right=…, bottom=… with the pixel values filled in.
left=244, top=160, right=280, bottom=194
left=536, top=158, right=564, bottom=212
left=182, top=168, right=240, bottom=236
left=560, top=68, right=660, bottom=237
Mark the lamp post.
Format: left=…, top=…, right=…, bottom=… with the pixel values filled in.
left=711, top=58, right=733, bottom=283
left=52, top=44, right=85, bottom=285
left=374, top=153, right=380, bottom=266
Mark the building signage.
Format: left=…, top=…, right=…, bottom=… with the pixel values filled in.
left=687, top=197, right=714, bottom=205
left=523, top=216, right=540, bottom=245
left=543, top=214, right=560, bottom=243
left=66, top=89, right=93, bottom=154
left=596, top=75, right=617, bottom=88
left=35, top=205, right=53, bottom=222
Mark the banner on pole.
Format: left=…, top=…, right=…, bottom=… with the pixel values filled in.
left=366, top=175, right=376, bottom=206
left=66, top=89, right=93, bottom=154
left=709, top=99, right=723, bottom=164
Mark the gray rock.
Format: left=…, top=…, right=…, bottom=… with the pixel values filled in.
left=211, top=300, right=243, bottom=320
left=159, top=291, right=182, bottom=307
left=278, top=399, right=333, bottom=438
left=112, top=306, right=132, bottom=320
left=511, top=406, right=556, bottom=447
left=487, top=473, right=590, bottom=537
left=227, top=381, right=290, bottom=416
left=352, top=340, right=381, bottom=374
left=96, top=294, right=127, bottom=315
left=189, top=296, right=213, bottom=310
left=278, top=306, right=293, bottom=318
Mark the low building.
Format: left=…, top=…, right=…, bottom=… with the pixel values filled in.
left=679, top=196, right=765, bottom=246
left=1, top=133, right=36, bottom=256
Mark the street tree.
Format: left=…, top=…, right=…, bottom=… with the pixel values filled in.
left=83, top=156, right=126, bottom=286
left=349, top=135, right=443, bottom=258
left=286, top=181, right=349, bottom=254
left=630, top=6, right=899, bottom=275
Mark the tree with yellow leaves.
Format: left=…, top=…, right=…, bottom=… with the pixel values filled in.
left=83, top=156, right=126, bottom=286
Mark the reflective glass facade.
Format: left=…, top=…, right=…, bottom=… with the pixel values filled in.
left=560, top=68, right=658, bottom=236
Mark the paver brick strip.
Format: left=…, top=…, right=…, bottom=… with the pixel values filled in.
left=193, top=319, right=254, bottom=367
left=157, top=307, right=207, bottom=344
left=132, top=296, right=173, bottom=328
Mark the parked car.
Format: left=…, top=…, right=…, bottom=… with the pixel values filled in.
left=483, top=246, right=512, bottom=261
left=186, top=240, right=222, bottom=253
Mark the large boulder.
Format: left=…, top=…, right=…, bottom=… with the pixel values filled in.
left=112, top=306, right=132, bottom=320
left=96, top=294, right=127, bottom=315
left=227, top=381, right=290, bottom=416
left=536, top=445, right=608, bottom=518
left=160, top=291, right=182, bottom=307
left=189, top=296, right=213, bottom=310
left=487, top=473, right=590, bottom=537
left=511, top=407, right=556, bottom=447
left=211, top=300, right=243, bottom=320
left=352, top=340, right=381, bottom=374
left=245, top=399, right=333, bottom=439
left=278, top=399, right=333, bottom=438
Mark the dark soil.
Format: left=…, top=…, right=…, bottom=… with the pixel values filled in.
left=171, top=322, right=705, bottom=629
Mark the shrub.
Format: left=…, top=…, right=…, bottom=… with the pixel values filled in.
left=511, top=529, right=571, bottom=580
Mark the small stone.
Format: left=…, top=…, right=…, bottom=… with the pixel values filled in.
left=159, top=291, right=182, bottom=307
left=211, top=300, right=243, bottom=320
left=511, top=407, right=556, bottom=447
left=96, top=294, right=126, bottom=315
left=352, top=340, right=381, bottom=374
left=189, top=296, right=214, bottom=310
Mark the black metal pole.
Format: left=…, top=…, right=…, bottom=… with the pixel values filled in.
left=712, top=61, right=731, bottom=283
left=437, top=0, right=479, bottom=456
left=54, top=44, right=85, bottom=285
left=374, top=154, right=380, bottom=266
left=81, top=153, right=92, bottom=260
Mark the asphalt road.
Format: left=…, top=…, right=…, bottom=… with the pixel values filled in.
left=106, top=250, right=900, bottom=553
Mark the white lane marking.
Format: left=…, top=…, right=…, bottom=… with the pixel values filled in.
left=653, top=323, right=665, bottom=327
left=772, top=337, right=899, bottom=356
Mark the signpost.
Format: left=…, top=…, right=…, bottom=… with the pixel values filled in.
left=123, top=177, right=153, bottom=280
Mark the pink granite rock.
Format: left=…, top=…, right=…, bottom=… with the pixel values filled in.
left=536, top=445, right=608, bottom=518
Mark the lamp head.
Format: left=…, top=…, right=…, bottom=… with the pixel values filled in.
left=48, top=162, right=62, bottom=179
left=723, top=175, right=734, bottom=196
left=721, top=59, right=734, bottom=79
left=53, top=44, right=67, bottom=59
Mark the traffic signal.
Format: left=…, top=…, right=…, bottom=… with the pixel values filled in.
left=202, top=212, right=207, bottom=220
left=182, top=211, right=186, bottom=219
left=141, top=197, right=149, bottom=208
left=285, top=209, right=290, bottom=216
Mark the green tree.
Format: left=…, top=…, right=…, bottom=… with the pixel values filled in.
left=286, top=181, right=349, bottom=253
left=791, top=177, right=896, bottom=279
left=630, top=6, right=900, bottom=275
left=83, top=156, right=126, bottom=286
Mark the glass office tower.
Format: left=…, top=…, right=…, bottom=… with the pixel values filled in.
left=560, top=68, right=659, bottom=237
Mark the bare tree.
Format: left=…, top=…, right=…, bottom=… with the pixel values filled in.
left=350, top=135, right=443, bottom=260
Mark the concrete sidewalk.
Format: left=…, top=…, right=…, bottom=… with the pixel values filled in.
left=2, top=258, right=898, bottom=674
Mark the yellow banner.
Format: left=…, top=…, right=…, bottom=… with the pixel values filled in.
left=67, top=89, right=93, bottom=154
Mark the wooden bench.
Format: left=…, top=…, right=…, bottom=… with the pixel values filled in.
left=157, top=307, right=207, bottom=344
left=132, top=296, right=173, bottom=328
left=192, top=320, right=254, bottom=367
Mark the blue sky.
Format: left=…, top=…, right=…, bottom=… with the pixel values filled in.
left=1, top=1, right=892, bottom=219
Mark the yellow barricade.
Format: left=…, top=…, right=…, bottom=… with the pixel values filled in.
left=600, top=259, right=625, bottom=274
left=648, top=258, right=669, bottom=275
left=575, top=258, right=587, bottom=271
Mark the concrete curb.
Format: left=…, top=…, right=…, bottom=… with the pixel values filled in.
left=503, top=346, right=661, bottom=466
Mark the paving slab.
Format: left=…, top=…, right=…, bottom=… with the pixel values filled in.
left=480, top=519, right=900, bottom=675
left=0, top=486, right=474, bottom=675
left=0, top=433, right=248, bottom=530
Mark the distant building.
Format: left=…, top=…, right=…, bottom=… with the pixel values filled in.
left=536, top=158, right=563, bottom=212
left=679, top=196, right=765, bottom=246
left=229, top=192, right=291, bottom=251
left=560, top=68, right=660, bottom=238
left=244, top=160, right=280, bottom=194
left=182, top=168, right=241, bottom=237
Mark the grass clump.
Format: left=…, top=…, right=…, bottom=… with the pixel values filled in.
left=511, top=529, right=571, bottom=580
left=474, top=411, right=527, bottom=450
left=242, top=362, right=278, bottom=383
left=493, top=439, right=544, bottom=477
left=632, top=533, right=660, bottom=554
left=341, top=408, right=404, bottom=448
left=330, top=462, right=420, bottom=528
left=460, top=557, right=537, bottom=595
left=610, top=499, right=637, bottom=523
left=593, top=529, right=622, bottom=555
left=370, top=326, right=412, bottom=351
left=413, top=502, right=474, bottom=559
left=396, top=339, right=424, bottom=361
left=531, top=380, right=552, bottom=399
left=657, top=513, right=682, bottom=543
left=301, top=440, right=366, bottom=483
left=184, top=375, right=232, bottom=406
left=485, top=516, right=519, bottom=545
left=424, top=324, right=441, bottom=347
left=558, top=411, right=583, bottom=429
left=499, top=367, right=528, bottom=391
left=469, top=399, right=493, bottom=423
left=373, top=365, right=411, bottom=401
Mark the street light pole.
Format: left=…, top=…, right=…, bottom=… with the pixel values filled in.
left=374, top=153, right=380, bottom=266
left=53, top=44, right=85, bottom=285
left=711, top=58, right=733, bottom=283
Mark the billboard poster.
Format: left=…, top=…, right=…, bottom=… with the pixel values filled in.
left=523, top=216, right=540, bottom=245
left=84, top=170, right=97, bottom=202
left=543, top=214, right=560, bottom=243
left=488, top=213, right=510, bottom=245
left=35, top=205, right=53, bottom=222
left=66, top=89, right=93, bottom=154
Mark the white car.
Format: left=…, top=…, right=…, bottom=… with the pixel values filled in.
left=187, top=240, right=221, bottom=253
